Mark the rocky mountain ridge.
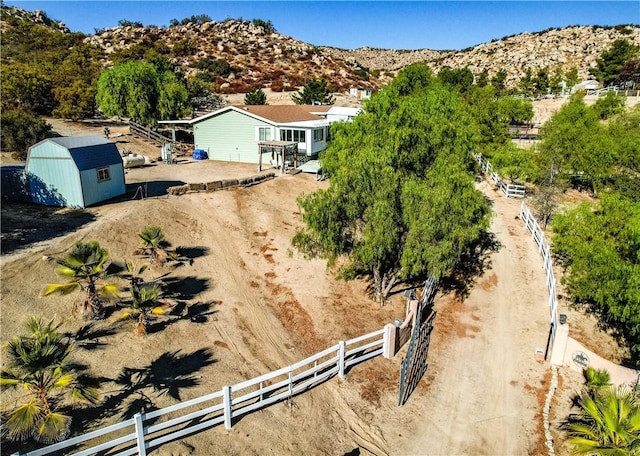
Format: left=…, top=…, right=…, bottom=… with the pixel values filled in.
left=2, top=5, right=639, bottom=94
left=86, top=21, right=640, bottom=92
left=323, top=25, right=640, bottom=87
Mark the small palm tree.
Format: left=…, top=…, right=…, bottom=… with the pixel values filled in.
left=43, top=241, right=120, bottom=320
left=0, top=317, right=101, bottom=443
left=135, top=226, right=178, bottom=265
left=566, top=386, right=640, bottom=455
left=584, top=366, right=612, bottom=390
left=120, top=284, right=172, bottom=335
left=120, top=260, right=148, bottom=289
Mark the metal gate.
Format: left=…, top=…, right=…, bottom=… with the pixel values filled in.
left=398, top=276, right=438, bottom=406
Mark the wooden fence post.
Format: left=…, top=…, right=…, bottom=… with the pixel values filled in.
left=338, top=341, right=346, bottom=378
left=134, top=412, right=147, bottom=456
left=223, top=385, right=232, bottom=430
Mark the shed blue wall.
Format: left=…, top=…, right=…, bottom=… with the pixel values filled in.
left=26, top=139, right=126, bottom=208
left=27, top=142, right=83, bottom=207
left=80, top=164, right=126, bottom=206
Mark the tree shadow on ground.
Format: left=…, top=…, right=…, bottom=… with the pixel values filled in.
left=563, top=299, right=640, bottom=368
left=69, top=348, right=217, bottom=433
left=64, top=322, right=117, bottom=351
left=159, top=276, right=211, bottom=301
left=175, top=246, right=210, bottom=264
left=440, top=230, right=501, bottom=300
left=147, top=301, right=220, bottom=333
left=0, top=202, right=96, bottom=255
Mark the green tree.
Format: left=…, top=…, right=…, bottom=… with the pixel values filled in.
left=490, top=68, right=508, bottom=94
left=96, top=60, right=189, bottom=124
left=52, top=79, right=97, bottom=120
left=0, top=62, right=54, bottom=114
left=438, top=66, right=474, bottom=92
left=590, top=39, right=640, bottom=86
left=475, top=70, right=489, bottom=88
left=0, top=317, right=101, bottom=443
left=293, top=64, right=490, bottom=301
left=291, top=78, right=335, bottom=105
left=565, top=66, right=580, bottom=91
left=252, top=18, right=276, bottom=34
left=609, top=104, right=640, bottom=174
left=592, top=92, right=626, bottom=120
left=566, top=386, right=640, bottom=454
left=534, top=66, right=550, bottom=96
left=244, top=87, right=268, bottom=105
left=43, top=241, right=120, bottom=320
left=518, top=68, right=535, bottom=97
left=539, top=93, right=615, bottom=192
left=552, top=194, right=640, bottom=360
left=0, top=109, right=51, bottom=160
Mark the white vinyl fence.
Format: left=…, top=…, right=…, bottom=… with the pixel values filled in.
left=474, top=153, right=526, bottom=199
left=519, top=202, right=559, bottom=357
left=16, top=328, right=390, bottom=456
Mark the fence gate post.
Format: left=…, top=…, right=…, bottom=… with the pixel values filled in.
left=134, top=412, right=147, bottom=456
left=223, top=385, right=232, bottom=430
left=338, top=341, right=346, bottom=378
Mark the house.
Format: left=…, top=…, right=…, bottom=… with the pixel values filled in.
left=324, top=106, right=362, bottom=122
left=26, top=135, right=125, bottom=208
left=571, top=80, right=600, bottom=93
left=160, top=105, right=355, bottom=165
left=349, top=86, right=372, bottom=100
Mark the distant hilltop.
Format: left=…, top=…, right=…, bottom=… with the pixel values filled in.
left=2, top=4, right=639, bottom=93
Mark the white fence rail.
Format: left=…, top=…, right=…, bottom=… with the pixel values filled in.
left=16, top=329, right=387, bottom=456
left=519, top=202, right=559, bottom=356
left=474, top=153, right=525, bottom=198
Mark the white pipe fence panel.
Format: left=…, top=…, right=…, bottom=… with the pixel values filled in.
left=474, top=153, right=525, bottom=198
left=519, top=202, right=560, bottom=349
left=17, top=328, right=387, bottom=456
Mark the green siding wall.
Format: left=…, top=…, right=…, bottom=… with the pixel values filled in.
left=193, top=110, right=271, bottom=163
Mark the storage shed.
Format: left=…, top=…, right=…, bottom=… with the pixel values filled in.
left=26, top=135, right=125, bottom=208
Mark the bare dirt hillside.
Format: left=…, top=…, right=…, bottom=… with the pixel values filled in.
left=0, top=119, right=625, bottom=455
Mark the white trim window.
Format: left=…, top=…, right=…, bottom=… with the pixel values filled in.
left=97, top=167, right=111, bottom=182
left=257, top=126, right=272, bottom=141
left=279, top=129, right=306, bottom=143
left=313, top=128, right=324, bottom=142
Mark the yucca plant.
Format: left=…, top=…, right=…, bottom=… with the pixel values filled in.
left=566, top=385, right=640, bottom=455
left=42, top=241, right=119, bottom=320
left=0, top=318, right=101, bottom=443
left=120, top=284, right=172, bottom=335
left=135, top=226, right=178, bottom=265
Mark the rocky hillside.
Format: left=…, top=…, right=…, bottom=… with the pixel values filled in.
left=2, top=5, right=639, bottom=94
left=324, top=25, right=640, bottom=87
left=85, top=20, right=380, bottom=94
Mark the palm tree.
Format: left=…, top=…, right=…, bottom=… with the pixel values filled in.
left=42, top=241, right=119, bottom=320
left=135, top=226, right=178, bottom=265
left=0, top=317, right=100, bottom=443
left=566, top=386, right=640, bottom=455
left=584, top=366, right=612, bottom=390
left=120, top=284, right=172, bottom=335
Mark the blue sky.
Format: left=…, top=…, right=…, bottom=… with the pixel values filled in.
left=6, top=1, right=640, bottom=50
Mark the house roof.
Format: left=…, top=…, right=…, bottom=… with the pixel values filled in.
left=31, top=135, right=123, bottom=171
left=180, top=105, right=337, bottom=127
left=326, top=106, right=362, bottom=117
